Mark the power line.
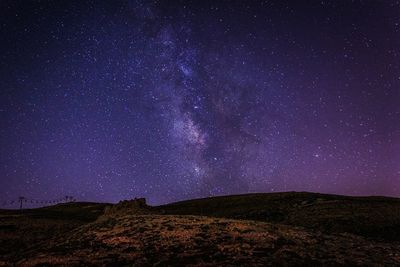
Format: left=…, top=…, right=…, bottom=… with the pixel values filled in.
left=1, top=195, right=76, bottom=209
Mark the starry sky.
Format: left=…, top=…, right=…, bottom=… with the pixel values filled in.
left=0, top=0, right=399, bottom=205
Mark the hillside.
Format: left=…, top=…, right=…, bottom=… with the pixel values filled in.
left=10, top=215, right=400, bottom=266
left=157, top=192, right=400, bottom=241
left=1, top=192, right=400, bottom=266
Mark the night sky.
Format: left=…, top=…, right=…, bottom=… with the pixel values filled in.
left=0, top=0, right=399, bottom=206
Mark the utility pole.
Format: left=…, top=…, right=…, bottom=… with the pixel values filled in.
left=18, top=196, right=25, bottom=209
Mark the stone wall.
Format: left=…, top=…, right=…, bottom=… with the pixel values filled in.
left=103, top=198, right=152, bottom=216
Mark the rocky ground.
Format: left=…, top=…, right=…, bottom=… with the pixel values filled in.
left=1, top=193, right=400, bottom=266
left=5, top=215, right=400, bottom=266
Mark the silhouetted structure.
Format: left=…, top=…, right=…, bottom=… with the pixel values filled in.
left=103, top=198, right=149, bottom=216
left=18, top=196, right=26, bottom=209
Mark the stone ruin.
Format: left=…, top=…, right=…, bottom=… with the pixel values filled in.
left=103, top=198, right=152, bottom=216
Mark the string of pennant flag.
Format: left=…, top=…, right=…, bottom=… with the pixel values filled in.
left=0, top=196, right=76, bottom=208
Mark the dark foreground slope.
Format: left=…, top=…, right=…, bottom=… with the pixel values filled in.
left=157, top=192, right=400, bottom=241
left=11, top=215, right=400, bottom=266
left=1, top=192, right=400, bottom=266
left=0, top=202, right=109, bottom=261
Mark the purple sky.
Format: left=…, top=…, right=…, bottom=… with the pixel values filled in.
left=0, top=0, right=399, bottom=206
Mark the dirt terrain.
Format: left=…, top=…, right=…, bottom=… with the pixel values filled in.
left=158, top=192, right=400, bottom=241
left=1, top=192, right=400, bottom=266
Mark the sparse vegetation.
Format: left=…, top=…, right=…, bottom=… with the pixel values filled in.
left=1, top=192, right=400, bottom=266
left=157, top=192, right=400, bottom=241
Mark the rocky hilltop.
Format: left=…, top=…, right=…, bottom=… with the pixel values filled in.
left=102, top=198, right=152, bottom=216
left=1, top=192, right=400, bottom=266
